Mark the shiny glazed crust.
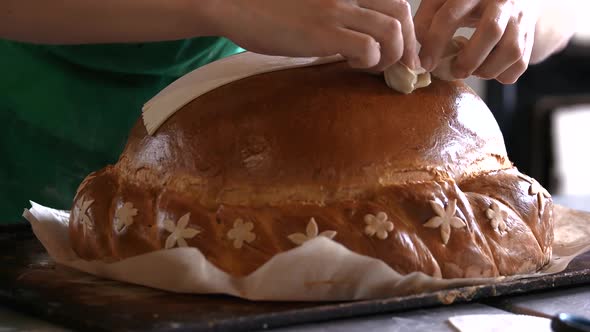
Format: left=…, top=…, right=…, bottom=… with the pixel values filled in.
left=69, top=62, right=553, bottom=278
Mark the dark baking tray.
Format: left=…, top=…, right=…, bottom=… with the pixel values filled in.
left=1, top=223, right=589, bottom=332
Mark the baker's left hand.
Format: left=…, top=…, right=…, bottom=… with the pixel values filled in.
left=415, top=0, right=541, bottom=84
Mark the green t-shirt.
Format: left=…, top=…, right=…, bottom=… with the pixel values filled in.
left=0, top=37, right=243, bottom=223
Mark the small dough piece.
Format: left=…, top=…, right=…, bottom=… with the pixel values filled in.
left=384, top=36, right=469, bottom=93
left=384, top=63, right=432, bottom=94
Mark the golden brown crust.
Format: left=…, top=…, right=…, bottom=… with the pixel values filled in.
left=69, top=62, right=553, bottom=278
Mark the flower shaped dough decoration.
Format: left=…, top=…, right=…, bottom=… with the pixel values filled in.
left=76, top=196, right=95, bottom=231
left=114, top=202, right=138, bottom=232
left=518, top=174, right=551, bottom=215
left=288, top=218, right=337, bottom=245
left=227, top=218, right=256, bottom=249
left=424, top=199, right=466, bottom=245
left=163, top=213, right=200, bottom=249
left=364, top=212, right=394, bottom=240
left=486, top=202, right=508, bottom=233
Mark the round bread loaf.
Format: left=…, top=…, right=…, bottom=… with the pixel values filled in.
left=70, top=61, right=553, bottom=278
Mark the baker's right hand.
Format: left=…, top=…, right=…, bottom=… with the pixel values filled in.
left=211, top=0, right=420, bottom=71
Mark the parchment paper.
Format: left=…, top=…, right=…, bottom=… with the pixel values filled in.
left=21, top=203, right=590, bottom=302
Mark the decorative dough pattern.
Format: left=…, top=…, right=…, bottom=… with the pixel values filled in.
left=424, top=200, right=466, bottom=245
left=76, top=196, right=95, bottom=231
left=486, top=202, right=508, bottom=232
left=114, top=202, right=138, bottom=233
left=288, top=218, right=337, bottom=245
left=518, top=174, right=551, bottom=215
left=364, top=212, right=394, bottom=240
left=163, top=213, right=200, bottom=249
left=227, top=218, right=256, bottom=249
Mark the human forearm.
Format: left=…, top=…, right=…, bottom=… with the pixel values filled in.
left=530, top=0, right=577, bottom=64
left=1, top=0, right=423, bottom=72
left=0, top=0, right=218, bottom=44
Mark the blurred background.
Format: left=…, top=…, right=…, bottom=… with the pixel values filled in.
left=478, top=32, right=590, bottom=197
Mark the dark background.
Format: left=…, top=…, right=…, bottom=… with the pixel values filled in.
left=485, top=40, right=590, bottom=193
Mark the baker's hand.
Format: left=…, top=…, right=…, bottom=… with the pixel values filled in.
left=214, top=0, right=420, bottom=71
left=415, top=0, right=540, bottom=84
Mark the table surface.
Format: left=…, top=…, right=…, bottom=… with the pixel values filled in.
left=2, top=195, right=589, bottom=332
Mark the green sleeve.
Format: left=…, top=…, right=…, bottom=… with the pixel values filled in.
left=0, top=37, right=243, bottom=223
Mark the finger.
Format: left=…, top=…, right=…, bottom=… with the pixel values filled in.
left=419, top=0, right=479, bottom=71
left=496, top=27, right=534, bottom=84
left=343, top=7, right=403, bottom=71
left=334, top=27, right=381, bottom=69
left=474, top=19, right=525, bottom=79
left=414, top=0, right=446, bottom=43
left=358, top=0, right=419, bottom=69
left=451, top=0, right=514, bottom=79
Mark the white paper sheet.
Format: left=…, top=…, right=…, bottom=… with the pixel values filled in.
left=448, top=314, right=552, bottom=332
